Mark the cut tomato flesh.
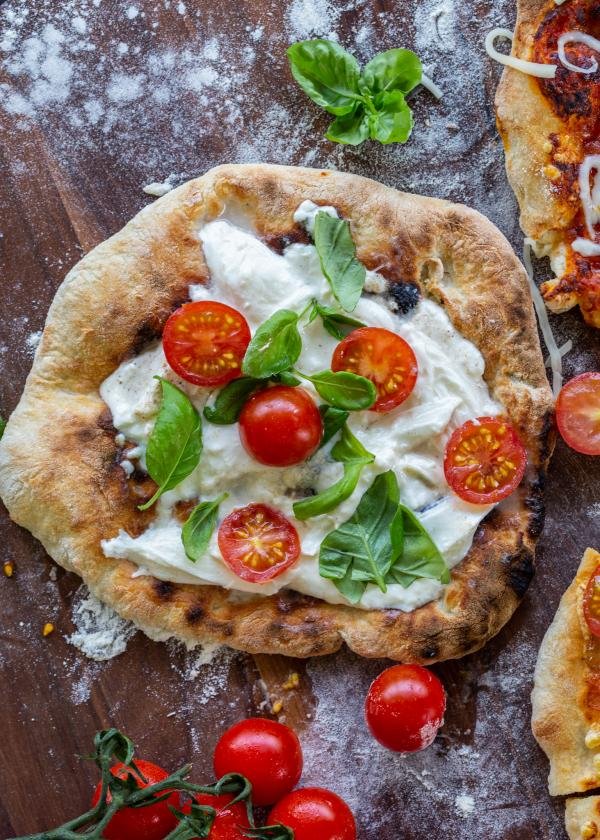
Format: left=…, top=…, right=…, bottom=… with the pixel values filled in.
left=585, top=566, right=600, bottom=638
left=218, top=504, right=300, bottom=583
left=331, top=327, right=418, bottom=413
left=444, top=417, right=527, bottom=505
left=163, top=300, right=251, bottom=387
left=556, top=372, right=600, bottom=456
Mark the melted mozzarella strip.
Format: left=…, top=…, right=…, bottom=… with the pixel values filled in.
left=580, top=155, right=600, bottom=239
left=558, top=31, right=600, bottom=75
left=523, top=239, right=564, bottom=396
left=485, top=28, right=557, bottom=78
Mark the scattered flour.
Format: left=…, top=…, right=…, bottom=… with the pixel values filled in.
left=67, top=585, right=137, bottom=661
left=454, top=793, right=475, bottom=816
left=143, top=179, right=174, bottom=197
left=25, top=329, right=42, bottom=354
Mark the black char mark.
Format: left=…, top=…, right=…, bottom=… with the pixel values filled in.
left=387, top=281, right=420, bottom=314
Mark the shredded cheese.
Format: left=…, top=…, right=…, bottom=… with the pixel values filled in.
left=421, top=72, right=443, bottom=100
left=485, top=28, right=557, bottom=78
left=572, top=237, right=600, bottom=257
left=545, top=339, right=572, bottom=368
left=523, top=239, right=563, bottom=396
left=558, top=31, right=600, bottom=74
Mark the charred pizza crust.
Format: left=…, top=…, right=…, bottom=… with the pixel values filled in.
left=0, top=164, right=554, bottom=661
left=532, top=548, right=600, bottom=795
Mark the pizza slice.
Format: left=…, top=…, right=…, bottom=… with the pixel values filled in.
left=492, top=0, right=600, bottom=327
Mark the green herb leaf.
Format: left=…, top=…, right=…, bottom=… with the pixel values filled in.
left=310, top=300, right=365, bottom=340
left=387, top=505, right=450, bottom=588
left=138, top=378, right=202, bottom=511
left=313, top=212, right=366, bottom=312
left=0, top=416, right=6, bottom=440
left=302, top=369, right=376, bottom=410
left=319, top=405, right=349, bottom=448
left=203, top=377, right=264, bottom=425
left=242, top=310, right=302, bottom=379
left=319, top=470, right=400, bottom=601
left=369, top=90, right=414, bottom=144
left=182, top=493, right=228, bottom=562
left=273, top=370, right=302, bottom=386
left=294, top=425, right=374, bottom=520
left=325, top=109, right=370, bottom=145
left=286, top=39, right=362, bottom=116
left=362, top=48, right=422, bottom=95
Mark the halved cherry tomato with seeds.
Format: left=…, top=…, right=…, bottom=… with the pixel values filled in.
left=163, top=300, right=251, bottom=387
left=218, top=503, right=300, bottom=583
left=556, top=372, right=600, bottom=456
left=331, top=326, right=418, bottom=413
left=444, top=416, right=527, bottom=505
left=584, top=565, right=600, bottom=638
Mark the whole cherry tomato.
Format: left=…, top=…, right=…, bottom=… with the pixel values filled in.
left=90, top=759, right=179, bottom=840
left=239, top=386, right=323, bottom=467
left=213, top=718, right=303, bottom=807
left=365, top=664, right=446, bottom=753
left=183, top=791, right=251, bottom=840
left=556, top=371, right=600, bottom=456
left=267, top=787, right=356, bottom=840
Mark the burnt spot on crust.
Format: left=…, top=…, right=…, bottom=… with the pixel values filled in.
left=97, top=407, right=117, bottom=435
left=525, top=477, right=546, bottom=540
left=503, top=544, right=535, bottom=600
left=387, top=281, right=420, bottom=314
left=186, top=604, right=205, bottom=624
left=262, top=229, right=311, bottom=254
left=421, top=645, right=439, bottom=660
left=129, top=293, right=190, bottom=357
left=276, top=591, right=319, bottom=613
left=153, top=579, right=175, bottom=601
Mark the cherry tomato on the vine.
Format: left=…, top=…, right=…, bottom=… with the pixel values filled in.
left=183, top=792, right=251, bottom=840
left=163, top=300, right=251, bottom=387
left=584, top=564, right=600, bottom=638
left=331, top=326, right=418, bottom=413
left=218, top=504, right=301, bottom=583
left=556, top=371, right=600, bottom=456
left=213, top=718, right=303, bottom=807
left=239, top=386, right=323, bottom=466
left=267, top=787, right=356, bottom=840
left=443, top=416, right=527, bottom=505
left=90, top=759, right=179, bottom=840
left=365, top=664, right=446, bottom=753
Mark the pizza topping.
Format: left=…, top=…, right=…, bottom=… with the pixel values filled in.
left=485, top=28, right=557, bottom=79
left=585, top=725, right=600, bottom=750
left=239, top=386, right=323, bottom=467
left=313, top=211, right=365, bottom=312
left=181, top=493, right=228, bottom=562
left=218, top=503, right=301, bottom=583
left=585, top=567, right=600, bottom=638
left=556, top=372, right=600, bottom=456
left=579, top=156, right=600, bottom=242
left=558, top=31, right=600, bottom=75
left=331, top=326, right=418, bottom=412
left=163, top=300, right=251, bottom=387
left=444, top=417, right=527, bottom=505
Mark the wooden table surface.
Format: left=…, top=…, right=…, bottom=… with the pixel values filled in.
left=1, top=0, right=599, bottom=837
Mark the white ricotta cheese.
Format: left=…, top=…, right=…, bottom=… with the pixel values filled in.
left=100, top=212, right=501, bottom=612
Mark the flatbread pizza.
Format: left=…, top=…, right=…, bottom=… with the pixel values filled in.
left=0, top=164, right=554, bottom=661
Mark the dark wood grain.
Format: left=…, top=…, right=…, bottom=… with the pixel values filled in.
left=0, top=0, right=599, bottom=838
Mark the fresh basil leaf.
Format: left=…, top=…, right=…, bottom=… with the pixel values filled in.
left=325, top=108, right=369, bottom=145
left=370, top=90, right=413, bottom=144
left=0, top=416, right=6, bottom=440
left=319, top=470, right=400, bottom=601
left=294, top=424, right=374, bottom=520
left=139, top=378, right=202, bottom=511
left=304, top=369, right=376, bottom=410
left=319, top=405, right=349, bottom=448
left=362, top=48, right=422, bottom=95
left=313, top=212, right=366, bottom=312
left=335, top=564, right=367, bottom=603
left=274, top=370, right=302, bottom=387
left=242, top=310, right=302, bottom=379
left=287, top=39, right=362, bottom=116
left=203, top=377, right=264, bottom=425
left=312, top=301, right=365, bottom=340
left=182, top=493, right=228, bottom=562
left=387, top=505, right=450, bottom=587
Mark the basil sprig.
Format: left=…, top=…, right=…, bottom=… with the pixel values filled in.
left=313, top=213, right=366, bottom=312
left=308, top=299, right=365, bottom=340
left=296, top=369, right=375, bottom=410
left=319, top=470, right=449, bottom=603
left=138, top=378, right=202, bottom=511
left=182, top=493, right=228, bottom=562
left=287, top=40, right=424, bottom=146
left=242, top=309, right=302, bottom=379
left=203, top=376, right=265, bottom=425
left=294, top=424, right=374, bottom=520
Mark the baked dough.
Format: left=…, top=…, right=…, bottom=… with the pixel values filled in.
left=566, top=796, right=600, bottom=840
left=0, top=164, right=554, bottom=660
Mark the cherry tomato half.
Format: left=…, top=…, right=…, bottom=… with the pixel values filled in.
left=218, top=503, right=301, bottom=583
left=267, top=787, right=356, bottom=840
left=556, top=372, right=600, bottom=456
left=443, top=416, right=527, bottom=505
left=365, top=664, right=446, bottom=753
left=239, top=386, right=323, bottom=467
left=584, top=565, right=600, bottom=638
left=163, top=301, right=251, bottom=387
left=90, top=759, right=178, bottom=840
left=183, top=791, right=250, bottom=840
left=213, top=718, right=303, bottom=808
left=331, top=326, right=418, bottom=413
